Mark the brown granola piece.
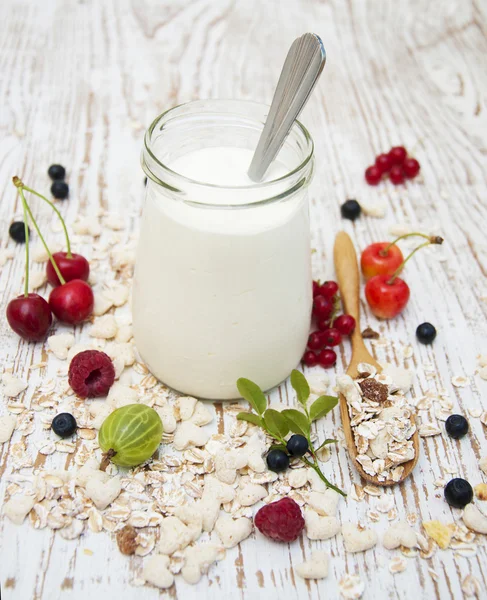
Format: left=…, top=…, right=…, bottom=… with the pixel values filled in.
left=358, top=378, right=389, bottom=403
left=362, top=327, right=380, bottom=339
left=116, top=525, right=138, bottom=555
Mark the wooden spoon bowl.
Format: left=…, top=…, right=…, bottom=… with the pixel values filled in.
left=333, top=231, right=419, bottom=486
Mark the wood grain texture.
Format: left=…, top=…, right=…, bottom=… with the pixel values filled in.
left=1, top=0, right=487, bottom=599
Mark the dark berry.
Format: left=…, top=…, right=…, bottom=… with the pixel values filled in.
left=317, top=348, right=337, bottom=368
left=319, top=281, right=339, bottom=299
left=52, top=412, right=77, bottom=438
left=445, top=414, right=469, bottom=439
left=321, top=327, right=342, bottom=347
left=68, top=349, right=115, bottom=398
left=9, top=221, right=30, bottom=243
left=365, top=166, right=382, bottom=185
left=302, top=351, right=318, bottom=367
left=416, top=322, right=436, bottom=344
left=333, top=314, right=356, bottom=336
left=48, top=164, right=66, bottom=180
left=307, top=332, right=324, bottom=351
left=266, top=449, right=289, bottom=473
left=444, top=478, right=473, bottom=509
left=388, top=146, right=407, bottom=165
left=389, top=165, right=405, bottom=184
left=51, top=181, right=69, bottom=200
left=341, top=199, right=361, bottom=220
left=403, top=158, right=420, bottom=178
left=286, top=434, right=309, bottom=457
left=375, top=153, right=393, bottom=174
left=313, top=295, right=333, bottom=320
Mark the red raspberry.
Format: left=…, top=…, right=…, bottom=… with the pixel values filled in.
left=68, top=350, right=115, bottom=398
left=254, top=497, right=304, bottom=542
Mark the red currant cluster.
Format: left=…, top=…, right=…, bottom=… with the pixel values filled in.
left=365, top=146, right=420, bottom=186
left=302, top=281, right=356, bottom=368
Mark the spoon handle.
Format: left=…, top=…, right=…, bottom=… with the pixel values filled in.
left=248, top=33, right=326, bottom=182
left=334, top=231, right=361, bottom=332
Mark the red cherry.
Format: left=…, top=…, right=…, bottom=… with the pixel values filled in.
left=317, top=348, right=337, bottom=368
left=389, top=165, right=405, bottom=185
left=403, top=158, right=420, bottom=179
left=365, top=274, right=410, bottom=319
left=312, top=295, right=333, bottom=320
left=49, top=279, right=94, bottom=324
left=365, top=165, right=382, bottom=185
left=388, top=146, right=407, bottom=165
left=46, top=252, right=90, bottom=287
left=318, top=281, right=339, bottom=299
left=333, top=314, right=356, bottom=336
left=360, top=242, right=404, bottom=280
left=6, top=294, right=52, bottom=341
left=321, top=327, right=342, bottom=347
left=316, top=318, right=331, bottom=332
left=312, top=280, right=320, bottom=297
left=375, top=153, right=393, bottom=174
left=303, top=351, right=318, bottom=367
left=307, top=332, right=325, bottom=351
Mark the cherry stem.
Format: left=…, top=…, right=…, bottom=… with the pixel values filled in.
left=380, top=232, right=431, bottom=256
left=388, top=236, right=443, bottom=284
left=19, top=191, right=30, bottom=297
left=21, top=184, right=72, bottom=258
left=13, top=178, right=66, bottom=286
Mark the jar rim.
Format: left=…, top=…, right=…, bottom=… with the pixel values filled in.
left=142, top=99, right=314, bottom=196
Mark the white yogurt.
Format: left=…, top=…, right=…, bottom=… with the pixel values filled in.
left=133, top=145, right=312, bottom=400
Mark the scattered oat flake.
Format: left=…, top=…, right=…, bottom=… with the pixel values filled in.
left=451, top=375, right=469, bottom=388
left=474, top=484, right=487, bottom=501
left=389, top=556, right=407, bottom=574
left=338, top=573, right=365, bottom=599
left=462, top=574, right=482, bottom=597
left=423, top=520, right=453, bottom=549
left=428, top=568, right=439, bottom=581
left=468, top=407, right=482, bottom=419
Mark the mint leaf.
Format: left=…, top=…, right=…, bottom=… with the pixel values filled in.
left=316, top=438, right=338, bottom=451
left=290, top=369, right=310, bottom=407
left=237, top=378, right=267, bottom=415
left=237, top=412, right=263, bottom=427
left=281, top=409, right=310, bottom=437
left=263, top=409, right=289, bottom=439
left=309, top=395, right=338, bottom=422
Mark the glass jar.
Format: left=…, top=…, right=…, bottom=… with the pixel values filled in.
left=134, top=99, right=314, bottom=400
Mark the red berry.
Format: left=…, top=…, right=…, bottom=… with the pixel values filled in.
left=333, top=314, right=356, bottom=336
left=6, top=294, right=52, bottom=341
left=312, top=280, right=320, bottom=297
left=403, top=158, right=420, bottom=179
left=312, top=295, right=333, bottom=320
left=389, top=165, right=405, bottom=185
left=49, top=279, right=94, bottom=324
left=316, top=318, right=331, bottom=332
left=254, top=497, right=305, bottom=543
left=68, top=350, right=115, bottom=398
left=307, top=332, right=324, bottom=351
left=302, top=350, right=318, bottom=367
left=317, top=348, right=337, bottom=368
left=321, top=327, right=342, bottom=347
left=365, top=274, right=410, bottom=319
left=365, top=165, right=382, bottom=185
left=388, top=146, right=407, bottom=165
left=318, top=281, right=339, bottom=299
left=360, top=242, right=404, bottom=280
left=46, top=252, right=90, bottom=287
left=375, top=153, right=393, bottom=174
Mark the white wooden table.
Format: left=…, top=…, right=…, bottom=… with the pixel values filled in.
left=1, top=1, right=486, bottom=598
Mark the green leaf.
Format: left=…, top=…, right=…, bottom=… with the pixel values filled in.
left=269, top=443, right=288, bottom=453
left=237, top=412, right=263, bottom=427
left=281, top=409, right=310, bottom=437
left=309, top=395, right=338, bottom=422
left=237, top=378, right=267, bottom=415
left=263, top=409, right=290, bottom=439
left=290, top=370, right=310, bottom=407
left=316, top=438, right=338, bottom=451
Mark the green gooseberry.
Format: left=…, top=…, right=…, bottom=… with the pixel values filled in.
left=99, top=404, right=163, bottom=469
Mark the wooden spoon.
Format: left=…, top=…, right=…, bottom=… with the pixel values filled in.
left=333, top=231, right=419, bottom=486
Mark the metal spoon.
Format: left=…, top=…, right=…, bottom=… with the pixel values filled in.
left=248, top=33, right=326, bottom=182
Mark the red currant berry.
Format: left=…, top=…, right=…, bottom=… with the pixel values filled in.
left=333, top=314, right=356, bottom=336
left=307, top=332, right=324, bottom=351
left=312, top=280, right=320, bottom=297
left=321, top=327, right=342, bottom=347
left=365, top=165, right=382, bottom=185
left=389, top=165, right=405, bottom=185
left=312, top=295, right=333, bottom=320
left=302, top=351, right=318, bottom=367
left=403, top=158, right=420, bottom=179
left=317, top=348, right=337, bottom=368
left=375, top=153, right=393, bottom=174
left=49, top=279, right=94, bottom=325
left=316, top=318, right=331, bottom=332
left=388, top=146, right=407, bottom=165
left=46, top=252, right=90, bottom=287
left=6, top=293, right=52, bottom=341
left=318, top=281, right=339, bottom=299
